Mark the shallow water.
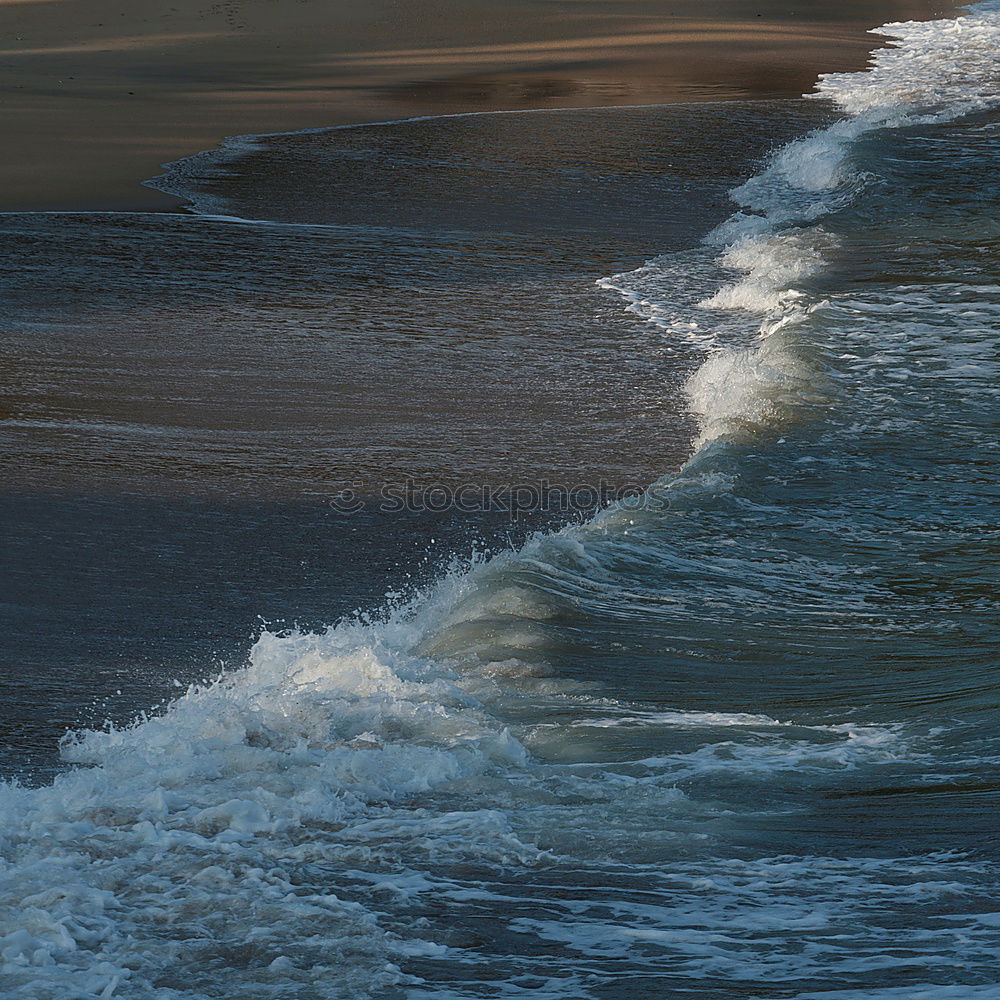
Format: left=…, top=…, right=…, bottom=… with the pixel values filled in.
left=2, top=4, right=1000, bottom=998
left=1, top=102, right=820, bottom=776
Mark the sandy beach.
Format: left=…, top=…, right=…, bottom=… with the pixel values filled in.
left=1, top=0, right=949, bottom=210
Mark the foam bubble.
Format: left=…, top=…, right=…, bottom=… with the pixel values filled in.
left=813, top=2, right=1000, bottom=120
left=601, top=3, right=1000, bottom=454
left=698, top=229, right=837, bottom=313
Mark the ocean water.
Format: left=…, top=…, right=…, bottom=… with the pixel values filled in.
left=2, top=3, right=1000, bottom=999
left=0, top=100, right=823, bottom=779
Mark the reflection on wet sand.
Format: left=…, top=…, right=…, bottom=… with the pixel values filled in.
left=0, top=0, right=950, bottom=210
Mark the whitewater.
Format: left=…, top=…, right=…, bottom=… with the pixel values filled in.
left=3, top=3, right=1000, bottom=997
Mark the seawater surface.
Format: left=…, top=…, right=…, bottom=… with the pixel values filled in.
left=2, top=4, right=1000, bottom=998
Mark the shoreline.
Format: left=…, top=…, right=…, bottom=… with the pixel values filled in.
left=0, top=100, right=828, bottom=504
left=0, top=0, right=957, bottom=212
left=143, top=97, right=828, bottom=216
left=0, top=96, right=820, bottom=220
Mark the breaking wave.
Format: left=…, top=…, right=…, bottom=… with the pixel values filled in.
left=4, top=3, right=1000, bottom=997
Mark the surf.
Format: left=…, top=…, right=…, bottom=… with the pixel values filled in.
left=3, top=2, right=1000, bottom=997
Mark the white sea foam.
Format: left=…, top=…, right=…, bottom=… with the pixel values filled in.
left=0, top=566, right=912, bottom=997
left=501, top=850, right=1000, bottom=994
left=7, top=3, right=1000, bottom=996
left=697, top=228, right=837, bottom=313
left=814, top=1, right=1000, bottom=119
left=601, top=0, right=1000, bottom=453
left=0, top=614, right=547, bottom=998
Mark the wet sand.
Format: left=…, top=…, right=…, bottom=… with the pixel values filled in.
left=0, top=0, right=951, bottom=211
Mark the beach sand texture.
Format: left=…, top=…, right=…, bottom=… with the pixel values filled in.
left=1, top=0, right=948, bottom=210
